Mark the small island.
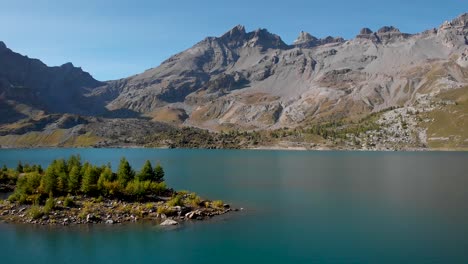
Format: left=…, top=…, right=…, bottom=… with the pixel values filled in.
left=0, top=156, right=234, bottom=226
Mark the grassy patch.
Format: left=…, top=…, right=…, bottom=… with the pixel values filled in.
left=422, top=86, right=468, bottom=150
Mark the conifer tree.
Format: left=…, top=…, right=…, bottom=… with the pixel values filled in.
left=81, top=165, right=99, bottom=194
left=97, top=165, right=114, bottom=191
left=138, top=160, right=155, bottom=181
left=68, top=165, right=81, bottom=193
left=154, top=163, right=165, bottom=182
left=41, top=166, right=57, bottom=195
left=117, top=158, right=134, bottom=186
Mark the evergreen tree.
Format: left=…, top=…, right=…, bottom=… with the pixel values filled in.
left=2, top=165, right=7, bottom=172
left=57, top=172, right=69, bottom=194
left=117, top=158, right=134, bottom=186
left=81, top=165, right=99, bottom=194
left=41, top=166, right=57, bottom=195
left=68, top=165, right=81, bottom=193
left=54, top=159, right=68, bottom=174
left=97, top=165, right=114, bottom=191
left=67, top=155, right=81, bottom=172
left=16, top=161, right=23, bottom=173
left=154, top=163, right=165, bottom=182
left=137, top=160, right=155, bottom=181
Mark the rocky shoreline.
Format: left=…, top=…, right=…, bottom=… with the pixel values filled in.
left=0, top=195, right=237, bottom=226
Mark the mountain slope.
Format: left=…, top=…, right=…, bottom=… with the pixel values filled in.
left=0, top=41, right=107, bottom=123
left=86, top=13, right=468, bottom=130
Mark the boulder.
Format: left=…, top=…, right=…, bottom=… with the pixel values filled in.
left=160, top=219, right=178, bottom=226
left=185, top=209, right=206, bottom=220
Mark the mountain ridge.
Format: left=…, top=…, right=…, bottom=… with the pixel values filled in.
left=0, top=13, right=467, bottom=150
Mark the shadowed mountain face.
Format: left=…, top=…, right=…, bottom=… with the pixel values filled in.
left=1, top=13, right=467, bottom=130
left=0, top=42, right=105, bottom=122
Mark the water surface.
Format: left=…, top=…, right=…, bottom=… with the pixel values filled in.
left=0, top=149, right=467, bottom=263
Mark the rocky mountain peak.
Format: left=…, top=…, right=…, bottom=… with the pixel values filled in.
left=441, top=13, right=468, bottom=29
left=60, top=62, right=75, bottom=69
left=359, top=28, right=373, bottom=35
left=0, top=41, right=7, bottom=50
left=357, top=26, right=410, bottom=43
left=221, top=24, right=247, bottom=40
left=453, top=12, right=468, bottom=26
left=377, top=26, right=400, bottom=34
left=293, top=31, right=344, bottom=48
left=294, top=31, right=318, bottom=44
left=245, top=28, right=289, bottom=50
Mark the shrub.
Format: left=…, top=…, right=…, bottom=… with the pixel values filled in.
left=149, top=181, right=167, bottom=195
left=185, top=193, right=202, bottom=207
left=212, top=200, right=224, bottom=208
left=63, top=195, right=74, bottom=207
left=156, top=206, right=175, bottom=215
left=167, top=194, right=184, bottom=207
left=102, top=181, right=124, bottom=196
left=44, top=195, right=55, bottom=213
left=144, top=202, right=155, bottom=210
left=125, top=180, right=145, bottom=198
left=28, top=206, right=44, bottom=220
left=16, top=161, right=23, bottom=173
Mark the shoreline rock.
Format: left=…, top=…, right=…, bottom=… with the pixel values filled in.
left=0, top=196, right=235, bottom=226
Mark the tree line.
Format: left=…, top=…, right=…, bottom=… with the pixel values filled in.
left=8, top=155, right=168, bottom=205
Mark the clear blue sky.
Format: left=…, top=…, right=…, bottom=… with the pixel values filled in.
left=0, top=0, right=465, bottom=81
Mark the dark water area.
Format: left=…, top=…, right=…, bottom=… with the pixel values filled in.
left=0, top=149, right=467, bottom=263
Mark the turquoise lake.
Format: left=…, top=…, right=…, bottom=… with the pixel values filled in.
left=0, top=149, right=467, bottom=263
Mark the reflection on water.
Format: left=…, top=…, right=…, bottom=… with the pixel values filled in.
left=0, top=149, right=467, bottom=263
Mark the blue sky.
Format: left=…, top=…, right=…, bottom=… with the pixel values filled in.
left=0, top=0, right=465, bottom=81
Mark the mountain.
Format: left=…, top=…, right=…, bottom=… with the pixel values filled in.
left=87, top=13, right=468, bottom=130
left=0, top=42, right=106, bottom=121
left=0, top=13, right=467, bottom=150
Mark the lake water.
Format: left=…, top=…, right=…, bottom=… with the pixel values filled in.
left=0, top=149, right=467, bottom=263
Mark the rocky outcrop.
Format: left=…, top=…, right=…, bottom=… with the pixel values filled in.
left=356, top=26, right=412, bottom=43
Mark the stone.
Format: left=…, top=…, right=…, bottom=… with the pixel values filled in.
left=105, top=219, right=114, bottom=225
left=86, top=214, right=100, bottom=223
left=185, top=210, right=202, bottom=220
left=160, top=219, right=178, bottom=226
